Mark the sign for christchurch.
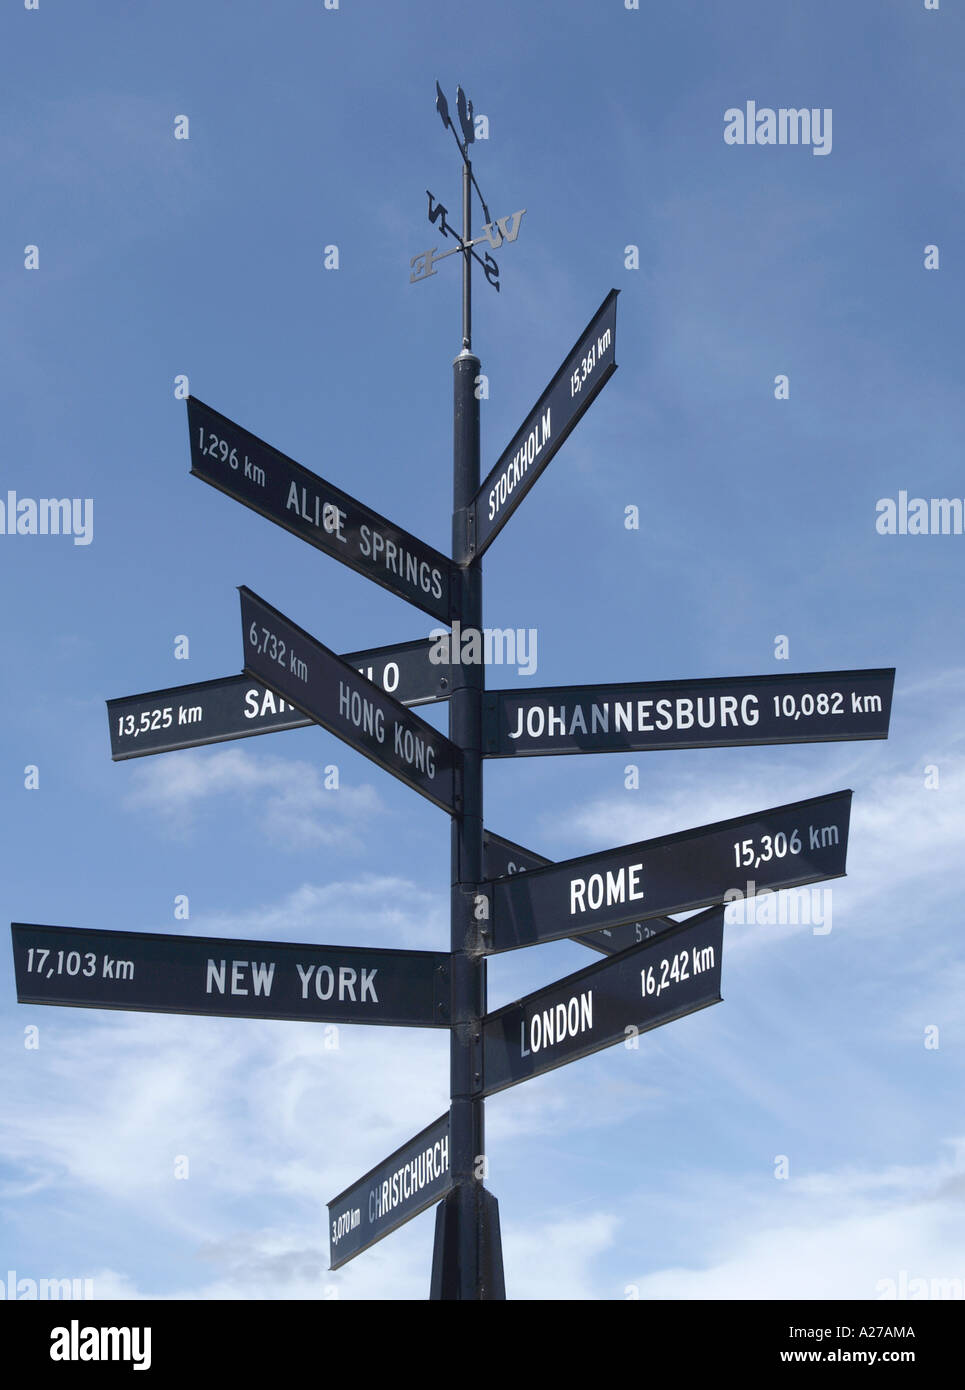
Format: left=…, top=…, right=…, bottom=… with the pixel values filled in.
left=328, top=1112, right=452, bottom=1269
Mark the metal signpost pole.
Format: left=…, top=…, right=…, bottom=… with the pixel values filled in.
left=432, top=123, right=503, bottom=1300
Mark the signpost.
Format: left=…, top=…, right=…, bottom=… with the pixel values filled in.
left=483, top=828, right=678, bottom=956
left=240, top=586, right=461, bottom=815
left=483, top=668, right=895, bottom=757
left=479, top=907, right=724, bottom=1096
left=467, top=289, right=618, bottom=559
left=8, top=84, right=896, bottom=1301
left=11, top=923, right=450, bottom=1028
left=485, top=790, right=852, bottom=954
left=328, top=1113, right=452, bottom=1270
left=189, top=396, right=457, bottom=625
left=107, top=641, right=453, bottom=760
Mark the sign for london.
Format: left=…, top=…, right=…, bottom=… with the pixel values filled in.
left=479, top=907, right=724, bottom=1096
left=9, top=83, right=896, bottom=1302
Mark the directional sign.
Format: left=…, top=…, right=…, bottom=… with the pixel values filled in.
left=480, top=907, right=724, bottom=1096
left=328, top=1112, right=451, bottom=1269
left=470, top=289, right=618, bottom=557
left=482, top=829, right=552, bottom=879
left=189, top=396, right=457, bottom=624
left=483, top=668, right=895, bottom=758
left=11, top=923, right=450, bottom=1028
left=485, top=789, right=851, bottom=953
left=241, top=588, right=461, bottom=814
left=482, top=829, right=678, bottom=956
left=107, top=640, right=454, bottom=761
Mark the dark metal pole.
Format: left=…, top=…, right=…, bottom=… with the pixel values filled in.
left=461, top=156, right=472, bottom=352
left=430, top=144, right=504, bottom=1299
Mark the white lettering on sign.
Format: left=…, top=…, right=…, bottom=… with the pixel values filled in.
left=243, top=687, right=297, bottom=720
left=569, top=864, right=644, bottom=916
left=295, top=963, right=379, bottom=1003
left=393, top=722, right=437, bottom=780
left=338, top=682, right=386, bottom=743
left=366, top=1134, right=450, bottom=1223
left=285, top=482, right=347, bottom=542
left=487, top=407, right=552, bottom=520
left=205, top=959, right=276, bottom=997
left=283, top=482, right=444, bottom=601
left=507, top=693, right=761, bottom=741
left=359, top=525, right=444, bottom=601
left=520, top=990, right=594, bottom=1056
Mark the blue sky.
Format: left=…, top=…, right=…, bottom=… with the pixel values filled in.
left=2, top=0, right=964, bottom=1300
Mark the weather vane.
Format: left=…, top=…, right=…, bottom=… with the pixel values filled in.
left=410, top=82, right=526, bottom=350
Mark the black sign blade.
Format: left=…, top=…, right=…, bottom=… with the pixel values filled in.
left=482, top=829, right=678, bottom=956
left=328, top=1112, right=452, bottom=1269
left=487, top=789, right=852, bottom=953
left=482, top=829, right=552, bottom=877
left=342, top=638, right=454, bottom=709
left=107, top=641, right=453, bottom=762
left=11, top=924, right=449, bottom=1028
left=480, top=906, right=724, bottom=1097
left=240, top=588, right=461, bottom=814
left=483, top=668, right=895, bottom=757
left=188, top=396, right=457, bottom=623
left=576, top=918, right=681, bottom=956
left=471, top=290, right=618, bottom=557
left=107, top=674, right=310, bottom=759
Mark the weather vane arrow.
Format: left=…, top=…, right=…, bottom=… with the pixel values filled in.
left=410, top=82, right=526, bottom=348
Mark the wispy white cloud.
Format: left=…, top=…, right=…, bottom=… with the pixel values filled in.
left=124, top=746, right=384, bottom=849
left=186, top=876, right=447, bottom=954
left=622, top=1139, right=965, bottom=1301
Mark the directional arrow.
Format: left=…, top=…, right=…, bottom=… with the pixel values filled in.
left=241, top=587, right=461, bottom=814
left=479, top=906, right=724, bottom=1096
left=107, top=640, right=454, bottom=761
left=484, top=790, right=852, bottom=953
left=11, top=923, right=450, bottom=1028
left=483, top=668, right=895, bottom=757
left=189, top=396, right=458, bottom=624
left=468, top=289, right=618, bottom=558
left=328, top=1112, right=452, bottom=1269
left=482, top=829, right=678, bottom=956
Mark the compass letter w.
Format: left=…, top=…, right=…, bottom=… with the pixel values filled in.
left=482, top=209, right=526, bottom=249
